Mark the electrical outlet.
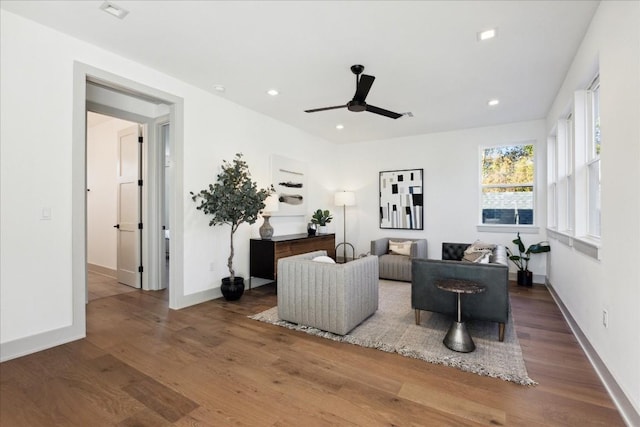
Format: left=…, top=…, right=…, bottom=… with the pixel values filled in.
left=602, top=309, right=608, bottom=328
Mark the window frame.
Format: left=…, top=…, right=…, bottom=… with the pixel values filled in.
left=586, top=76, right=601, bottom=238
left=477, top=142, right=537, bottom=233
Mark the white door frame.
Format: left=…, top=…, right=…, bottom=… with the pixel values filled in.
left=73, top=63, right=185, bottom=341
left=86, top=101, right=159, bottom=291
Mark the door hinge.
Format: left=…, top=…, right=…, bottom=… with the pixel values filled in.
left=138, top=179, right=143, bottom=186
left=138, top=266, right=144, bottom=273
left=138, top=136, right=143, bottom=143
left=138, top=223, right=143, bottom=230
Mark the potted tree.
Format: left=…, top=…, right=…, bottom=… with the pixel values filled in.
left=191, top=153, right=273, bottom=301
left=311, top=209, right=333, bottom=234
left=506, top=232, right=551, bottom=287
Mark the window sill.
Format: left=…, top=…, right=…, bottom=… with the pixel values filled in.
left=477, top=224, right=540, bottom=234
left=547, top=228, right=601, bottom=260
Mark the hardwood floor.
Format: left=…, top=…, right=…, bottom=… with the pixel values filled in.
left=0, top=282, right=624, bottom=426
left=87, top=271, right=140, bottom=302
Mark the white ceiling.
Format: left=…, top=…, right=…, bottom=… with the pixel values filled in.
left=1, top=0, right=599, bottom=143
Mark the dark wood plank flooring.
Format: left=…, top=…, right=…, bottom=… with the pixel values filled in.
left=0, top=282, right=624, bottom=426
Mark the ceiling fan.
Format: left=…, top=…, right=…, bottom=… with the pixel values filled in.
left=304, top=64, right=403, bottom=119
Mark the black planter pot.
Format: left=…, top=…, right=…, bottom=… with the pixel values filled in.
left=221, top=276, right=245, bottom=301
left=517, top=270, right=533, bottom=287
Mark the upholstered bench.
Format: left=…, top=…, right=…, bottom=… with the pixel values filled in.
left=370, top=237, right=428, bottom=282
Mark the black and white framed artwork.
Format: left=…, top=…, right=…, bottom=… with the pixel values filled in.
left=379, top=169, right=423, bottom=229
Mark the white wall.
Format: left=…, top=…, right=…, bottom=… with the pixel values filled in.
left=86, top=115, right=137, bottom=271
left=0, top=11, right=331, bottom=351
left=337, top=120, right=549, bottom=278
left=545, top=1, right=640, bottom=417
left=1, top=5, right=638, bottom=418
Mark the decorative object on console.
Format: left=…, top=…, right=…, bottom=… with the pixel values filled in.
left=506, top=232, right=551, bottom=287
left=271, top=154, right=307, bottom=216
left=379, top=169, right=424, bottom=229
left=307, top=222, right=317, bottom=236
left=191, top=153, right=274, bottom=301
left=258, top=194, right=279, bottom=240
left=334, top=191, right=356, bottom=262
left=311, top=208, right=332, bottom=234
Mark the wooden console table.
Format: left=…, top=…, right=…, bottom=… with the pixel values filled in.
left=249, top=233, right=336, bottom=289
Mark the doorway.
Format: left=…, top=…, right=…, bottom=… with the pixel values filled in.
left=86, top=112, right=143, bottom=290
left=85, top=79, right=172, bottom=295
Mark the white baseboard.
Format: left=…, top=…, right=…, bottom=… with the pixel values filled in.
left=546, top=280, right=640, bottom=427
left=0, top=325, right=85, bottom=363
left=87, top=263, right=117, bottom=278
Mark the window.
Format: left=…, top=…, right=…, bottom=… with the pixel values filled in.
left=546, top=71, right=601, bottom=259
left=547, top=136, right=557, bottom=229
left=481, top=144, right=534, bottom=225
left=565, top=114, right=574, bottom=233
left=587, top=77, right=601, bottom=237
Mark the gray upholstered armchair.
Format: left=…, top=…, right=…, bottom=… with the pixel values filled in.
left=371, top=237, right=428, bottom=282
left=411, top=242, right=509, bottom=341
left=277, top=250, right=379, bottom=335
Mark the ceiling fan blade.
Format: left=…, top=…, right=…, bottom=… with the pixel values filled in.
left=353, top=74, right=375, bottom=102
left=304, top=105, right=347, bottom=113
left=365, top=104, right=403, bottom=119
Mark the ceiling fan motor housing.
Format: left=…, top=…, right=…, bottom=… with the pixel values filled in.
left=347, top=100, right=366, bottom=112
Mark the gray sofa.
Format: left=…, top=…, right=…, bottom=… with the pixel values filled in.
left=370, top=237, right=428, bottom=282
left=411, top=242, right=509, bottom=341
left=277, top=250, right=379, bottom=335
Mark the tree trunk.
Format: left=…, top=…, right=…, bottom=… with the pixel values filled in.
left=228, top=227, right=235, bottom=280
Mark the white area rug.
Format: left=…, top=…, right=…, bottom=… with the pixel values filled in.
left=250, top=280, right=536, bottom=385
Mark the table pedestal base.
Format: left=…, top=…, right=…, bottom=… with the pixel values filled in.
left=443, top=321, right=476, bottom=353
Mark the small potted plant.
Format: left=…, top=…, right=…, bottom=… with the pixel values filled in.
left=506, top=232, right=551, bottom=287
left=191, top=153, right=274, bottom=301
left=311, top=209, right=333, bottom=234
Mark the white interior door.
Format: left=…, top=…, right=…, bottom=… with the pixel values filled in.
left=116, top=125, right=141, bottom=288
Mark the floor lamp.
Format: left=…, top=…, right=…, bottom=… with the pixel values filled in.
left=259, top=194, right=279, bottom=239
left=334, top=191, right=356, bottom=262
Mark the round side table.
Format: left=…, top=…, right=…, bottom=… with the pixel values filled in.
left=435, top=279, right=486, bottom=353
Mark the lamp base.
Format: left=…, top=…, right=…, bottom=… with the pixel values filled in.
left=259, top=216, right=274, bottom=240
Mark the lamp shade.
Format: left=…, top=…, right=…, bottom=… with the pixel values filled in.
left=334, top=191, right=356, bottom=207
left=262, top=194, right=280, bottom=213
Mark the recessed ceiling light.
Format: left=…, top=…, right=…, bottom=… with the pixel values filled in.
left=336, top=124, right=344, bottom=130
left=266, top=89, right=279, bottom=96
left=488, top=99, right=500, bottom=107
left=478, top=28, right=497, bottom=41
left=100, top=1, right=129, bottom=19
left=213, top=85, right=226, bottom=93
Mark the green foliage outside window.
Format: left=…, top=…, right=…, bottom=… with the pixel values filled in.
left=482, top=145, right=534, bottom=192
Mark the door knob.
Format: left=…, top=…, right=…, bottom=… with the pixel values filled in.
left=114, top=224, right=120, bottom=229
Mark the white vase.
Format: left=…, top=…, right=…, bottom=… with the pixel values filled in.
left=318, top=225, right=328, bottom=234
